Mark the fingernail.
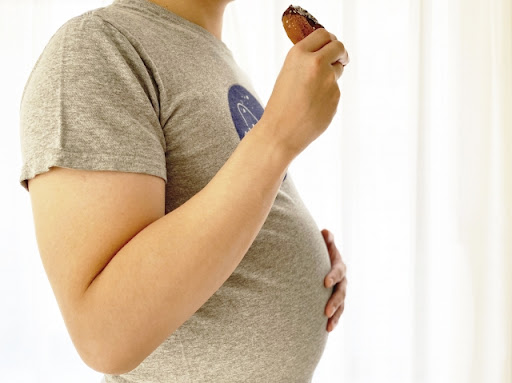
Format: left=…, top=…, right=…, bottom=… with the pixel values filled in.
left=327, top=278, right=333, bottom=287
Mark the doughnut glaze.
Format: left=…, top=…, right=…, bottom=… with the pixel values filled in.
left=282, top=5, right=324, bottom=44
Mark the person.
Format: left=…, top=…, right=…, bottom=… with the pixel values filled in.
left=18, top=0, right=349, bottom=381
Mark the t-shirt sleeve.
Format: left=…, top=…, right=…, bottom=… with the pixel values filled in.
left=18, top=14, right=167, bottom=192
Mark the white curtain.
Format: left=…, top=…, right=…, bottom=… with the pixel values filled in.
left=1, top=0, right=510, bottom=382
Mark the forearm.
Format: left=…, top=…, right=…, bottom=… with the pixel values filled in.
left=75, top=118, right=291, bottom=374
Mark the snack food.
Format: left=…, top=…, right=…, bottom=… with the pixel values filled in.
left=282, top=5, right=324, bottom=44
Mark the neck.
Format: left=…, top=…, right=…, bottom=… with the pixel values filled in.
left=147, top=0, right=228, bottom=40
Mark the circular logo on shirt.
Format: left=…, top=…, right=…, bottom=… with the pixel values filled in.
left=227, top=84, right=287, bottom=182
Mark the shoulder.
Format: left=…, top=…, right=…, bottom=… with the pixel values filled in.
left=28, top=10, right=139, bottom=87
left=48, top=11, right=129, bottom=51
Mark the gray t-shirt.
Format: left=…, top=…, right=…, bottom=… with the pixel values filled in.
left=19, top=0, right=334, bottom=381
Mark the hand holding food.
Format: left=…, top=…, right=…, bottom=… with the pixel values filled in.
left=282, top=4, right=349, bottom=67
left=255, top=5, right=349, bottom=161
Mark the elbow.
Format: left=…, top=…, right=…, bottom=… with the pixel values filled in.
left=80, top=347, right=140, bottom=376
left=69, top=297, right=154, bottom=375
left=75, top=336, right=142, bottom=375
left=81, top=357, right=116, bottom=376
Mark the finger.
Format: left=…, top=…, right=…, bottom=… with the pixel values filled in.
left=331, top=302, right=344, bottom=324
left=321, top=229, right=338, bottom=255
left=327, top=317, right=336, bottom=332
left=322, top=229, right=336, bottom=265
left=328, top=32, right=351, bottom=65
left=327, top=303, right=344, bottom=332
left=325, top=278, right=347, bottom=316
left=329, top=261, right=347, bottom=285
left=325, top=260, right=346, bottom=287
left=333, top=61, right=344, bottom=81
left=321, top=228, right=334, bottom=244
left=333, top=37, right=349, bottom=66
left=323, top=230, right=339, bottom=261
left=320, top=33, right=350, bottom=66
left=325, top=266, right=343, bottom=288
left=318, top=39, right=348, bottom=66
left=297, top=28, right=333, bottom=53
left=325, top=252, right=346, bottom=286
left=332, top=50, right=350, bottom=67
left=340, top=48, right=350, bottom=66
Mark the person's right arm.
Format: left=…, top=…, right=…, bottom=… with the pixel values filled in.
left=27, top=28, right=348, bottom=375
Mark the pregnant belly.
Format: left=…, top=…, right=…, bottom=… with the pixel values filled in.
left=178, top=284, right=331, bottom=382
left=111, top=181, right=333, bottom=383
left=168, top=203, right=334, bottom=382
left=109, top=253, right=332, bottom=383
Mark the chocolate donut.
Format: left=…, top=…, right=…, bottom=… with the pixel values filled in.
left=282, top=5, right=324, bottom=44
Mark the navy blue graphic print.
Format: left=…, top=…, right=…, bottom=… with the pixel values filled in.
left=228, top=84, right=287, bottom=181
left=228, top=84, right=264, bottom=140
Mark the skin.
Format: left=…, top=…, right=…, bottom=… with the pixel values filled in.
left=148, top=0, right=348, bottom=333
left=322, top=229, right=347, bottom=332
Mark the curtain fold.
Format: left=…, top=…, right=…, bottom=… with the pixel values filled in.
left=454, top=0, right=511, bottom=381
left=421, top=0, right=512, bottom=381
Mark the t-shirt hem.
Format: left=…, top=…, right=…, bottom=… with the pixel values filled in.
left=19, top=148, right=167, bottom=192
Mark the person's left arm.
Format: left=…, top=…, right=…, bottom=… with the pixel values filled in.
left=321, top=229, right=348, bottom=332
